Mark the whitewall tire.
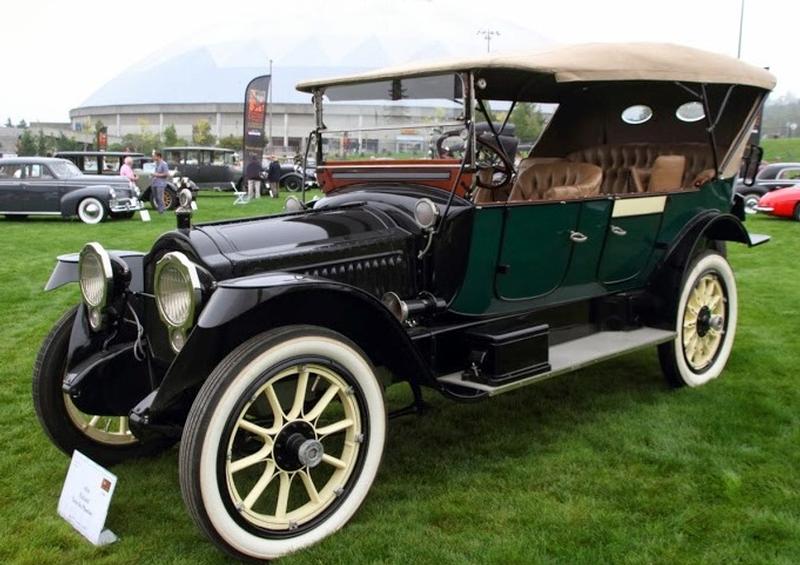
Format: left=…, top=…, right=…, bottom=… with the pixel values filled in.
left=179, top=326, right=386, bottom=561
left=77, top=197, right=106, bottom=224
left=658, top=251, right=738, bottom=387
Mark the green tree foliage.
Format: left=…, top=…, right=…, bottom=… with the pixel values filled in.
left=94, top=120, right=106, bottom=134
left=16, top=119, right=28, bottom=129
left=192, top=120, right=216, bottom=146
left=506, top=103, right=546, bottom=142
left=16, top=129, right=36, bottom=155
left=4, top=118, right=12, bottom=128
left=36, top=130, right=51, bottom=156
left=54, top=132, right=83, bottom=152
left=119, top=120, right=162, bottom=155
left=162, top=124, right=181, bottom=146
left=217, top=134, right=243, bottom=151
left=762, top=93, right=800, bottom=138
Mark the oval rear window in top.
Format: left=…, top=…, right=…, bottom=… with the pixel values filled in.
left=621, top=105, right=653, bottom=125
left=676, top=101, right=706, bottom=122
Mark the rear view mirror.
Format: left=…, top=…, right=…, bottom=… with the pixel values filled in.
left=741, top=144, right=763, bottom=187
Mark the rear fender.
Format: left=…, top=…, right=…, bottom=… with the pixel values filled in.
left=647, top=212, right=767, bottom=325
left=145, top=273, right=432, bottom=415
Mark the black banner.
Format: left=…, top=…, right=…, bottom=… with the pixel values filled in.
left=243, top=75, right=271, bottom=166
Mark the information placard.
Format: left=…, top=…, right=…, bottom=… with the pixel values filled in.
left=58, top=450, right=118, bottom=546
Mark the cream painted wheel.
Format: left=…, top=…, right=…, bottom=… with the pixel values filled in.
left=659, top=251, right=738, bottom=387
left=63, top=394, right=137, bottom=446
left=180, top=326, right=386, bottom=561
left=77, top=197, right=106, bottom=224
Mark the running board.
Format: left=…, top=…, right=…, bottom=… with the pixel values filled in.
left=437, top=327, right=676, bottom=396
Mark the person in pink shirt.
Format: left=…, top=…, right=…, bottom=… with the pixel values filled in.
left=119, top=156, right=138, bottom=184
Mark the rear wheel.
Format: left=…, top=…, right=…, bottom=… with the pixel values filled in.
left=180, top=325, right=386, bottom=561
left=77, top=197, right=105, bottom=224
left=282, top=175, right=303, bottom=192
left=741, top=192, right=761, bottom=215
left=793, top=203, right=800, bottom=222
left=32, top=307, right=172, bottom=465
left=150, top=187, right=177, bottom=210
left=658, top=251, right=737, bottom=387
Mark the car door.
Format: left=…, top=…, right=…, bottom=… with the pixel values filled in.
left=0, top=163, right=26, bottom=212
left=597, top=194, right=666, bottom=285
left=22, top=163, right=62, bottom=212
left=494, top=200, right=584, bottom=299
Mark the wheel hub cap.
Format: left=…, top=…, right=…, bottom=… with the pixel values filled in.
left=273, top=420, right=316, bottom=472
left=297, top=439, right=324, bottom=468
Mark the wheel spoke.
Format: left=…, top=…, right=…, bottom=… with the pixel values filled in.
left=264, top=384, right=284, bottom=430
left=317, top=418, right=354, bottom=437
left=85, top=415, right=100, bottom=430
left=275, top=472, right=292, bottom=519
left=299, top=469, right=321, bottom=505
left=321, top=453, right=347, bottom=469
left=230, top=442, right=273, bottom=473
left=119, top=417, right=128, bottom=435
left=242, top=461, right=276, bottom=510
left=287, top=367, right=309, bottom=420
left=238, top=418, right=273, bottom=438
left=305, top=384, right=340, bottom=421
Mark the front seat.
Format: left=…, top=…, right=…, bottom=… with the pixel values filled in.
left=508, top=161, right=603, bottom=202
left=631, top=155, right=686, bottom=193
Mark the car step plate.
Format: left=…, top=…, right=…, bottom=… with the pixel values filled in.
left=437, top=327, right=676, bottom=396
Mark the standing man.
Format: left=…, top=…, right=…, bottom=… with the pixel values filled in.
left=244, top=155, right=263, bottom=201
left=267, top=155, right=282, bottom=198
left=152, top=151, right=170, bottom=214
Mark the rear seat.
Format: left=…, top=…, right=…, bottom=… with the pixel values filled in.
left=565, top=143, right=716, bottom=194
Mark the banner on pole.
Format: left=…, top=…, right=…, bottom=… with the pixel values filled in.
left=243, top=75, right=271, bottom=166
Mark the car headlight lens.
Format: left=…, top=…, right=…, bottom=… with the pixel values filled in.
left=154, top=252, right=201, bottom=351
left=79, top=242, right=113, bottom=330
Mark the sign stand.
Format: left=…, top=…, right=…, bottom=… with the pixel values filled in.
left=58, top=450, right=119, bottom=546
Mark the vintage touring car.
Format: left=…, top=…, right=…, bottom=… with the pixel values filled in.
left=33, top=43, right=774, bottom=560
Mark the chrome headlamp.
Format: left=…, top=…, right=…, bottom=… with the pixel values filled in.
left=154, top=252, right=202, bottom=352
left=78, top=242, right=113, bottom=330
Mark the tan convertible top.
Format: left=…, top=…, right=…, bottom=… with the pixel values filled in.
left=296, top=42, right=776, bottom=93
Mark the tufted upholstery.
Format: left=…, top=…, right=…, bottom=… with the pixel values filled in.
left=509, top=161, right=603, bottom=202
left=566, top=143, right=715, bottom=194
left=631, top=155, right=686, bottom=193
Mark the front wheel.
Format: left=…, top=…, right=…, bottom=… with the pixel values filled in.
left=658, top=251, right=738, bottom=387
left=282, top=175, right=303, bottom=192
left=741, top=192, right=761, bottom=215
left=77, top=197, right=106, bottom=224
left=32, top=307, right=172, bottom=465
left=179, top=326, right=386, bottom=561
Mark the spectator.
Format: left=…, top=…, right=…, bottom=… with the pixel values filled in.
left=244, top=155, right=263, bottom=201
left=267, top=155, right=282, bottom=198
left=152, top=151, right=170, bottom=214
left=119, top=156, right=138, bottom=184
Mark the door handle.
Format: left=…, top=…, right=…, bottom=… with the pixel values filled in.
left=569, top=230, right=588, bottom=243
left=610, top=225, right=627, bottom=236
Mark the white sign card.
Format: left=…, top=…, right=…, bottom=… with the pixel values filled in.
left=139, top=209, right=151, bottom=222
left=58, top=450, right=118, bottom=546
left=191, top=201, right=198, bottom=211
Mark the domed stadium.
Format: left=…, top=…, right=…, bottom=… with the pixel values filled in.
left=69, top=6, right=550, bottom=153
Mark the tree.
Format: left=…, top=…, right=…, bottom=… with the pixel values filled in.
left=36, top=130, right=51, bottom=156
left=192, top=119, right=216, bottom=146
left=16, top=119, right=28, bottom=129
left=54, top=132, right=83, bottom=152
left=94, top=120, right=106, bottom=134
left=4, top=118, right=12, bottom=128
left=16, top=129, right=36, bottom=155
left=163, top=124, right=180, bottom=146
left=217, top=134, right=243, bottom=151
left=506, top=103, right=545, bottom=142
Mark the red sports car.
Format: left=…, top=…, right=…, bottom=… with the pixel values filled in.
left=756, top=185, right=800, bottom=221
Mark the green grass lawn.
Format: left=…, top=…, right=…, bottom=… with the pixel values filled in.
left=1, top=193, right=799, bottom=564
left=762, top=137, right=800, bottom=163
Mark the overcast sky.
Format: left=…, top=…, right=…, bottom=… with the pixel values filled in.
left=0, top=0, right=795, bottom=123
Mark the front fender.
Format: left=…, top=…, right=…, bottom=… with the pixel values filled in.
left=59, top=185, right=115, bottom=216
left=44, top=251, right=146, bottom=292
left=144, top=272, right=432, bottom=416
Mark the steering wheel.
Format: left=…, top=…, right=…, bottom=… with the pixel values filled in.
left=435, top=128, right=514, bottom=189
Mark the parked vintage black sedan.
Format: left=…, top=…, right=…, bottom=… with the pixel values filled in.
left=34, top=43, right=774, bottom=560
left=0, top=157, right=141, bottom=223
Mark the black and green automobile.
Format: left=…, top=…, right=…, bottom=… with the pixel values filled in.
left=33, top=43, right=774, bottom=560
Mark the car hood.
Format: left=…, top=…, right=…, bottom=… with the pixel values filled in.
left=760, top=185, right=800, bottom=204
left=155, top=204, right=413, bottom=281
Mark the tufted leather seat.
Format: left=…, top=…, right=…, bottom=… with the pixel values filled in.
left=631, top=155, right=686, bottom=193
left=508, top=161, right=603, bottom=202
left=566, top=143, right=715, bottom=194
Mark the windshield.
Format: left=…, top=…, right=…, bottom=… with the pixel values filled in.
left=317, top=73, right=466, bottom=161
left=50, top=160, right=83, bottom=178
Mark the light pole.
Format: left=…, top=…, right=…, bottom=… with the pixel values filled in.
left=477, top=29, right=500, bottom=53
left=737, top=0, right=745, bottom=58
left=268, top=58, right=273, bottom=151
